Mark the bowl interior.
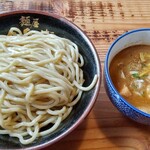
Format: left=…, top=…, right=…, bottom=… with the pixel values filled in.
left=0, top=11, right=100, bottom=149
left=107, top=29, right=150, bottom=67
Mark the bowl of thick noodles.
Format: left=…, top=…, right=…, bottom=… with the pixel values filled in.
left=104, top=28, right=150, bottom=125
left=0, top=10, right=101, bottom=149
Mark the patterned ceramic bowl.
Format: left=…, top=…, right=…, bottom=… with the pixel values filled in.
left=0, top=10, right=101, bottom=149
left=104, top=28, right=150, bottom=125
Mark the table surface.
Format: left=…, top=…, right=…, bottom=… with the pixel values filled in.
left=1, top=0, right=150, bottom=150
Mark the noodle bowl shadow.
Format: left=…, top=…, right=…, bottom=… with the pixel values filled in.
left=104, top=28, right=150, bottom=125
left=0, top=11, right=101, bottom=149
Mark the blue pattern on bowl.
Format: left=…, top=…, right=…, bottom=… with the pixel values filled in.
left=104, top=28, right=150, bottom=125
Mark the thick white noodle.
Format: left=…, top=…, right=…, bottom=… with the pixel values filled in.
left=0, top=27, right=98, bottom=144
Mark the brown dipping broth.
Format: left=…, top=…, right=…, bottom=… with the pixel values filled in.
left=109, top=45, right=150, bottom=114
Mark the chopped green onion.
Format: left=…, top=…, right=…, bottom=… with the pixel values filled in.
left=132, top=73, right=140, bottom=79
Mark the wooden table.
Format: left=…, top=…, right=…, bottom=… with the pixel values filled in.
left=1, top=0, right=150, bottom=149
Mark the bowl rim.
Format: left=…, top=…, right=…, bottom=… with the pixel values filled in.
left=105, top=28, right=150, bottom=118
left=0, top=10, right=101, bottom=150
